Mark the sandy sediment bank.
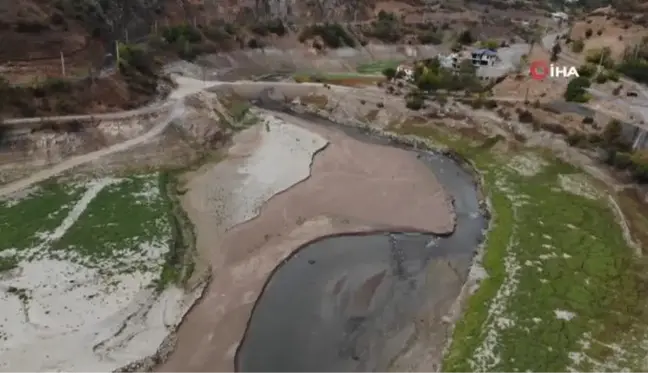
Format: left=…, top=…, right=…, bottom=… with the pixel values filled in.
left=157, top=111, right=455, bottom=371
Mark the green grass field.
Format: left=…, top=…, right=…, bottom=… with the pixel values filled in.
left=356, top=59, right=403, bottom=74
left=393, top=124, right=648, bottom=371
left=49, top=175, right=170, bottom=273
left=0, top=174, right=180, bottom=284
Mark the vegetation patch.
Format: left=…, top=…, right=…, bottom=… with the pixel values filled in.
left=294, top=72, right=384, bottom=86
left=47, top=175, right=170, bottom=275
left=392, top=124, right=648, bottom=371
left=356, top=59, right=403, bottom=74
left=0, top=174, right=188, bottom=286
left=0, top=182, right=87, bottom=254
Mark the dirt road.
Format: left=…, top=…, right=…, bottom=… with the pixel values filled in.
left=0, top=76, right=221, bottom=197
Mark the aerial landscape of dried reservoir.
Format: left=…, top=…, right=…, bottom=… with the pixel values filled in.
left=3, top=0, right=648, bottom=371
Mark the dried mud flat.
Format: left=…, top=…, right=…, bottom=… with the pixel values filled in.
left=157, top=111, right=455, bottom=371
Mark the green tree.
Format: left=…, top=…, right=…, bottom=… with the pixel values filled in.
left=571, top=39, right=585, bottom=53
left=458, top=30, right=474, bottom=45
left=551, top=43, right=562, bottom=62
left=480, top=39, right=499, bottom=50
left=577, top=63, right=597, bottom=77
left=602, top=119, right=622, bottom=146
left=564, top=76, right=591, bottom=102
left=382, top=67, right=397, bottom=80
left=586, top=47, right=614, bottom=68
left=406, top=95, right=424, bottom=110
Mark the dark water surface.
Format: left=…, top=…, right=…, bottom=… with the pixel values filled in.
left=235, top=121, right=487, bottom=372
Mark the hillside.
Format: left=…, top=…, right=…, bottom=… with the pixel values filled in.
left=0, top=0, right=550, bottom=118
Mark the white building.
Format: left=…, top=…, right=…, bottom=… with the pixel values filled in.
left=471, top=49, right=498, bottom=67
left=551, top=12, right=569, bottom=22
left=396, top=63, right=415, bottom=81
left=440, top=53, right=460, bottom=69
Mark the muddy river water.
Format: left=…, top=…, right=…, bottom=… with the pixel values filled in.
left=235, top=122, right=487, bottom=371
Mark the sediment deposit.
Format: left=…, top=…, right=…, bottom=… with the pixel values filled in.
left=158, top=111, right=455, bottom=371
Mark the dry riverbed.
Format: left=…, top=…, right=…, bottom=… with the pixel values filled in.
left=158, top=111, right=456, bottom=371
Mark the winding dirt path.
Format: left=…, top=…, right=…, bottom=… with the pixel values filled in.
left=0, top=77, right=221, bottom=197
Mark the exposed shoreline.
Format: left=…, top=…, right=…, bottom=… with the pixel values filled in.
left=156, top=110, right=460, bottom=371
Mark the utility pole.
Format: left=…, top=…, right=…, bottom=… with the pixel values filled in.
left=593, top=48, right=605, bottom=81
left=115, top=40, right=120, bottom=66
left=60, top=51, right=66, bottom=76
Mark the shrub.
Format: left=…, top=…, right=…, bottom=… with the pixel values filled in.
left=247, top=38, right=263, bottom=48
left=566, top=133, right=587, bottom=146
left=480, top=39, right=499, bottom=49
left=577, top=63, right=597, bottom=77
left=458, top=30, right=473, bottom=45
left=617, top=59, right=648, bottom=85
left=585, top=28, right=593, bottom=38
left=406, top=95, right=424, bottom=110
left=300, top=23, right=355, bottom=48
left=614, top=152, right=633, bottom=169
left=484, top=99, right=498, bottom=109
left=382, top=67, right=397, bottom=79
left=602, top=119, right=622, bottom=145
left=630, top=155, right=648, bottom=183
left=540, top=122, right=569, bottom=135
left=613, top=84, right=622, bottom=95
left=367, top=11, right=402, bottom=43
left=585, top=47, right=614, bottom=68
left=518, top=109, right=533, bottom=123
left=572, top=39, right=585, bottom=53
left=419, top=32, right=443, bottom=44
left=607, top=70, right=620, bottom=82
left=564, top=76, right=591, bottom=102
left=162, top=24, right=201, bottom=44
left=595, top=73, right=608, bottom=84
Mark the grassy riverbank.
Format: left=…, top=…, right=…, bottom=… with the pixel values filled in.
left=0, top=173, right=194, bottom=287
left=393, top=124, right=648, bottom=371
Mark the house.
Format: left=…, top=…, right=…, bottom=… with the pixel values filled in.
left=439, top=53, right=461, bottom=69
left=551, top=12, right=569, bottom=22
left=471, top=49, right=498, bottom=67
left=396, top=63, right=415, bottom=81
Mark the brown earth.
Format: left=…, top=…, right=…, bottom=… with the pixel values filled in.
left=157, top=112, right=455, bottom=371
left=569, top=13, right=648, bottom=61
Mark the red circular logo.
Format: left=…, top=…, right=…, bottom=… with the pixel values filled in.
left=529, top=60, right=549, bottom=80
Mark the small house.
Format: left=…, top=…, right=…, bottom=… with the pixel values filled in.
left=551, top=12, right=569, bottom=22
left=396, top=63, right=415, bottom=81
left=471, top=49, right=498, bottom=67
left=439, top=53, right=461, bottom=69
